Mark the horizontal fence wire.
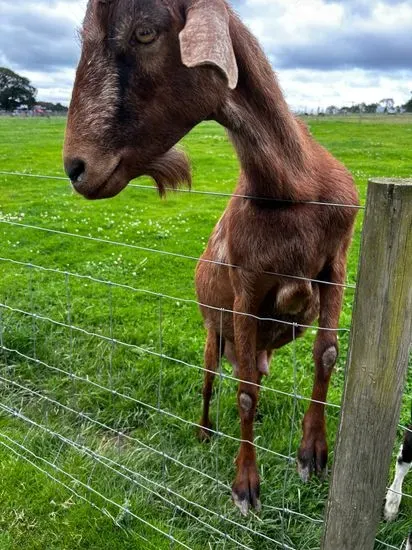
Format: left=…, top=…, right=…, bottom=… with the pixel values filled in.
left=0, top=255, right=346, bottom=410
left=3, top=336, right=407, bottom=549
left=1, top=376, right=409, bottom=550
left=0, top=343, right=291, bottom=459
left=399, top=424, right=412, bottom=434
left=0, top=399, right=297, bottom=550
left=1, top=169, right=410, bottom=550
left=375, top=540, right=402, bottom=550
left=0, top=218, right=356, bottom=290
left=0, top=170, right=366, bottom=210
left=0, top=370, right=320, bottom=529
left=0, top=439, right=159, bottom=550
left=0, top=240, right=333, bottom=548
left=0, top=430, right=193, bottom=550
left=0, top=257, right=351, bottom=331
left=384, top=486, right=412, bottom=501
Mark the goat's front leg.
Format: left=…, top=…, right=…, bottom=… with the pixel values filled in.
left=298, top=260, right=345, bottom=481
left=231, top=291, right=262, bottom=515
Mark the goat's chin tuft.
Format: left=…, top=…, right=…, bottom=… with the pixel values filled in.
left=147, top=148, right=192, bottom=197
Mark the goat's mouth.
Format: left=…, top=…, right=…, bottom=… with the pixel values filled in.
left=72, top=159, right=125, bottom=200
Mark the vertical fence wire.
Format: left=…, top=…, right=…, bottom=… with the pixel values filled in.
left=29, top=263, right=37, bottom=361
left=216, top=308, right=226, bottom=546
left=0, top=430, right=193, bottom=550
left=0, top=307, right=5, bottom=371
left=65, top=271, right=76, bottom=402
left=108, top=282, right=114, bottom=394
left=281, top=323, right=299, bottom=549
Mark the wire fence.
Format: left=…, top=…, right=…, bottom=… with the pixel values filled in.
left=0, top=170, right=411, bottom=550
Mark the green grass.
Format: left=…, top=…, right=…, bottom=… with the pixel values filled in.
left=0, top=115, right=411, bottom=550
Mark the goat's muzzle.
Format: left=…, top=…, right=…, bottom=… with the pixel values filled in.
left=64, top=152, right=126, bottom=200
left=63, top=145, right=192, bottom=200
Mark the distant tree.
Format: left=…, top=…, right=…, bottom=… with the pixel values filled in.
left=326, top=105, right=338, bottom=115
left=364, top=103, right=379, bottom=114
left=379, top=98, right=395, bottom=113
left=37, top=101, right=68, bottom=113
left=403, top=98, right=412, bottom=113
left=0, top=67, right=37, bottom=111
left=54, top=102, right=68, bottom=112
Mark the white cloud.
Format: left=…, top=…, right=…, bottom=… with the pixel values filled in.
left=236, top=0, right=412, bottom=109
left=0, top=0, right=411, bottom=109
left=278, top=68, right=412, bottom=112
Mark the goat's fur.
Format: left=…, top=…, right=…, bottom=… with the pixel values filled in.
left=64, top=0, right=359, bottom=513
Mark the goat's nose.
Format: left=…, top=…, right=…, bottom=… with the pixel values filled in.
left=65, top=158, right=86, bottom=184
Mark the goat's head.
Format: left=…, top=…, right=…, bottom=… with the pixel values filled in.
left=63, top=0, right=238, bottom=199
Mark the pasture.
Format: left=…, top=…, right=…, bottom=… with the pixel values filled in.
left=0, top=115, right=411, bottom=549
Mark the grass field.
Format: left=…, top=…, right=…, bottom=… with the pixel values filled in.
left=0, top=115, right=411, bottom=550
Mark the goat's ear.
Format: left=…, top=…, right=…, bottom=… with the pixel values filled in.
left=179, top=1, right=238, bottom=90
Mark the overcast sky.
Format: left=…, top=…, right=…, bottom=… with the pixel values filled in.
left=0, top=0, right=411, bottom=111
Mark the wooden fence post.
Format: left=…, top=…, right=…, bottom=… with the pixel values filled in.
left=322, top=178, right=412, bottom=550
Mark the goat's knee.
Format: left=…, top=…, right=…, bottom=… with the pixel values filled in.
left=238, top=390, right=259, bottom=424
left=239, top=392, right=253, bottom=414
left=322, top=346, right=337, bottom=370
left=314, top=338, right=338, bottom=374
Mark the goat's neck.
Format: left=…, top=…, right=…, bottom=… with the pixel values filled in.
left=216, top=20, right=307, bottom=200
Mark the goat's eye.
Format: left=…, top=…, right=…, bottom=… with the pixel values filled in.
left=135, top=29, right=157, bottom=44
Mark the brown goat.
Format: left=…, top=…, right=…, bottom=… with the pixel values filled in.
left=64, top=0, right=359, bottom=514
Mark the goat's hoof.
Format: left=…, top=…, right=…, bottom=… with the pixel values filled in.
left=297, top=440, right=328, bottom=482
left=232, top=490, right=261, bottom=516
left=384, top=490, right=401, bottom=521
left=297, top=460, right=328, bottom=483
left=297, top=460, right=311, bottom=483
left=198, top=421, right=214, bottom=442
left=232, top=464, right=261, bottom=516
left=232, top=491, right=261, bottom=516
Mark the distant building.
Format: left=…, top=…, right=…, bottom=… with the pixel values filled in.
left=33, top=105, right=47, bottom=116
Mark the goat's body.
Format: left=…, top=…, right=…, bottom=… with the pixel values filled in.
left=196, top=105, right=358, bottom=511
left=196, top=121, right=356, bottom=359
